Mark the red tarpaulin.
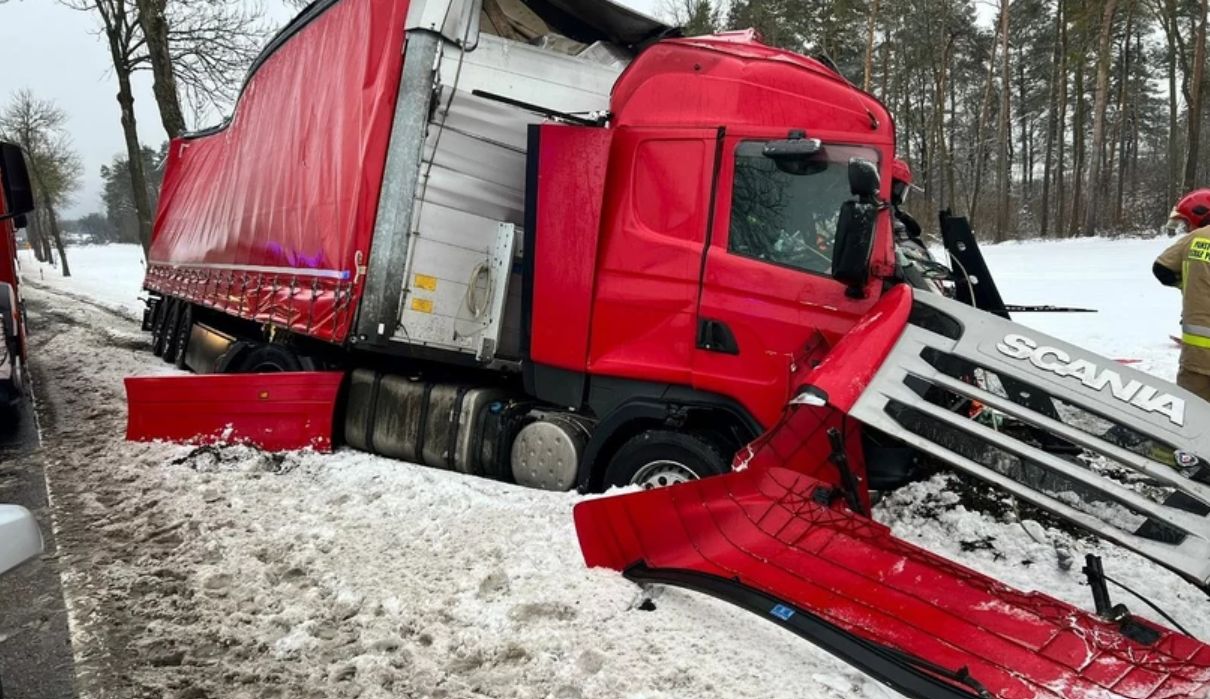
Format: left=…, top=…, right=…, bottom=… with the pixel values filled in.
left=145, top=0, right=410, bottom=343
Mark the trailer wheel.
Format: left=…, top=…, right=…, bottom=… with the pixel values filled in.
left=603, top=430, right=730, bottom=490
left=226, top=343, right=317, bottom=373
left=171, top=304, right=193, bottom=369
left=150, top=298, right=172, bottom=357
left=161, top=301, right=184, bottom=364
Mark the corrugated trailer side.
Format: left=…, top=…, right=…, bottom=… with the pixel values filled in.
left=145, top=0, right=411, bottom=344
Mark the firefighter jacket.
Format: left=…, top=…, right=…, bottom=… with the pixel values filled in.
left=1156, top=227, right=1210, bottom=376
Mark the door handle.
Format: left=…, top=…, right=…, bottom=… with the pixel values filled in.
left=697, top=318, right=739, bottom=355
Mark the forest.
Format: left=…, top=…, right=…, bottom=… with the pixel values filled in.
left=671, top=0, right=1210, bottom=240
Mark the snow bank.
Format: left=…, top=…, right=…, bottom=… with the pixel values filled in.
left=17, top=243, right=146, bottom=320
left=980, top=235, right=1181, bottom=381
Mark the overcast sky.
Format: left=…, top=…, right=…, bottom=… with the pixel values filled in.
left=1, top=0, right=665, bottom=218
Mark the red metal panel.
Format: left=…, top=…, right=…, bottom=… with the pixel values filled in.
left=145, top=0, right=411, bottom=343
left=529, top=125, right=612, bottom=372
left=124, top=372, right=344, bottom=452
left=575, top=467, right=1210, bottom=699
left=795, top=283, right=912, bottom=412
left=587, top=128, right=718, bottom=386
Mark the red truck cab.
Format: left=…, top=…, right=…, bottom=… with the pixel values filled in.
left=0, top=142, right=34, bottom=414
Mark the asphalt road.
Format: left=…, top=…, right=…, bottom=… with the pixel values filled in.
left=0, top=376, right=77, bottom=697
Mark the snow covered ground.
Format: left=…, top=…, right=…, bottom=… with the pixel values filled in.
left=10, top=236, right=1207, bottom=699
left=17, top=243, right=147, bottom=321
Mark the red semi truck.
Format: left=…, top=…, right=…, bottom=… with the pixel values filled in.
left=132, top=1, right=1210, bottom=693
left=143, top=0, right=910, bottom=491
left=0, top=142, right=34, bottom=416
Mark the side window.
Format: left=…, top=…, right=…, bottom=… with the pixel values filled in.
left=727, top=141, right=876, bottom=276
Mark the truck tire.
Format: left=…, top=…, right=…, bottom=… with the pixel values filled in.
left=161, top=301, right=185, bottom=364
left=226, top=343, right=317, bottom=373
left=171, top=304, right=193, bottom=369
left=603, top=430, right=730, bottom=490
left=150, top=298, right=172, bottom=357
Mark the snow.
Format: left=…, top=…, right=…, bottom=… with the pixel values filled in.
left=14, top=235, right=1207, bottom=699
left=17, top=243, right=147, bottom=320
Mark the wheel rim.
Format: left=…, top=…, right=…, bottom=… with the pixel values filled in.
left=631, top=460, right=702, bottom=489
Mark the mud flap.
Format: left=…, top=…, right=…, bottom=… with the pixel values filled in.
left=124, top=371, right=344, bottom=452
left=575, top=467, right=1210, bottom=699
left=825, top=290, right=1210, bottom=588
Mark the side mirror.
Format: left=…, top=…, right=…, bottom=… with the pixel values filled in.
left=0, top=142, right=36, bottom=222
left=831, top=201, right=878, bottom=296
left=849, top=157, right=881, bottom=199
left=763, top=131, right=825, bottom=176
left=0, top=505, right=43, bottom=577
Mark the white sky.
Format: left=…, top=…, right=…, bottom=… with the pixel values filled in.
left=0, top=0, right=663, bottom=218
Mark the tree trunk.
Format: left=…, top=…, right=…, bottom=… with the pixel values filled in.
left=968, top=21, right=1002, bottom=227
left=1057, top=0, right=1069, bottom=236
left=136, top=0, right=186, bottom=139
left=863, top=0, right=881, bottom=93
left=1070, top=45, right=1086, bottom=236
left=1161, top=0, right=1180, bottom=208
left=1082, top=0, right=1119, bottom=237
left=113, top=55, right=155, bottom=254
left=44, top=204, right=71, bottom=277
left=1041, top=0, right=1063, bottom=238
left=994, top=0, right=1012, bottom=242
left=1185, top=0, right=1208, bottom=190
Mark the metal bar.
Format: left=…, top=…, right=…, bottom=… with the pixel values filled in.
left=903, top=389, right=1210, bottom=539
left=355, top=30, right=443, bottom=344
left=921, top=367, right=1210, bottom=508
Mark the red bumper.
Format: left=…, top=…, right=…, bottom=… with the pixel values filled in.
left=124, top=371, right=344, bottom=452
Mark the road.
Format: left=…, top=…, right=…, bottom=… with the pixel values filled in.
left=0, top=313, right=77, bottom=699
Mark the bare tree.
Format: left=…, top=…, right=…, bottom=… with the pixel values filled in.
left=863, top=0, right=882, bottom=92
left=1082, top=0, right=1120, bottom=236
left=994, top=0, right=1012, bottom=242
left=1185, top=0, right=1208, bottom=190
left=65, top=0, right=155, bottom=255
left=157, top=0, right=269, bottom=131
left=0, top=91, right=82, bottom=277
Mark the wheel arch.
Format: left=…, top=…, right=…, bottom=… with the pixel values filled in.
left=576, top=395, right=762, bottom=493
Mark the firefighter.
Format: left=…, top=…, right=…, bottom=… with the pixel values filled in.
left=1154, top=188, right=1210, bottom=401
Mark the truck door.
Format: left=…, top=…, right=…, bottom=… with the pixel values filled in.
left=693, top=136, right=884, bottom=427
left=587, top=128, right=721, bottom=387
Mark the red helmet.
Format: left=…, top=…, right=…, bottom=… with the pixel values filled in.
left=891, top=158, right=912, bottom=206
left=1166, top=188, right=1210, bottom=236
left=892, top=158, right=912, bottom=186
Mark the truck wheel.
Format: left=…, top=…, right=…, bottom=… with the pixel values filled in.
left=161, top=301, right=184, bottom=364
left=171, top=304, right=193, bottom=369
left=227, top=343, right=315, bottom=373
left=603, top=430, right=730, bottom=490
left=150, top=299, right=172, bottom=357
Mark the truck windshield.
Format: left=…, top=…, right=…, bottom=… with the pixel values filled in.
left=728, top=141, right=879, bottom=276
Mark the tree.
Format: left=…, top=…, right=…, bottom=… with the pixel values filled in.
left=1184, top=0, right=1208, bottom=190
left=75, top=212, right=120, bottom=243
left=663, top=0, right=719, bottom=36
left=0, top=91, right=82, bottom=276
left=65, top=0, right=156, bottom=256
left=101, top=144, right=166, bottom=245
left=1082, top=0, right=1121, bottom=235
